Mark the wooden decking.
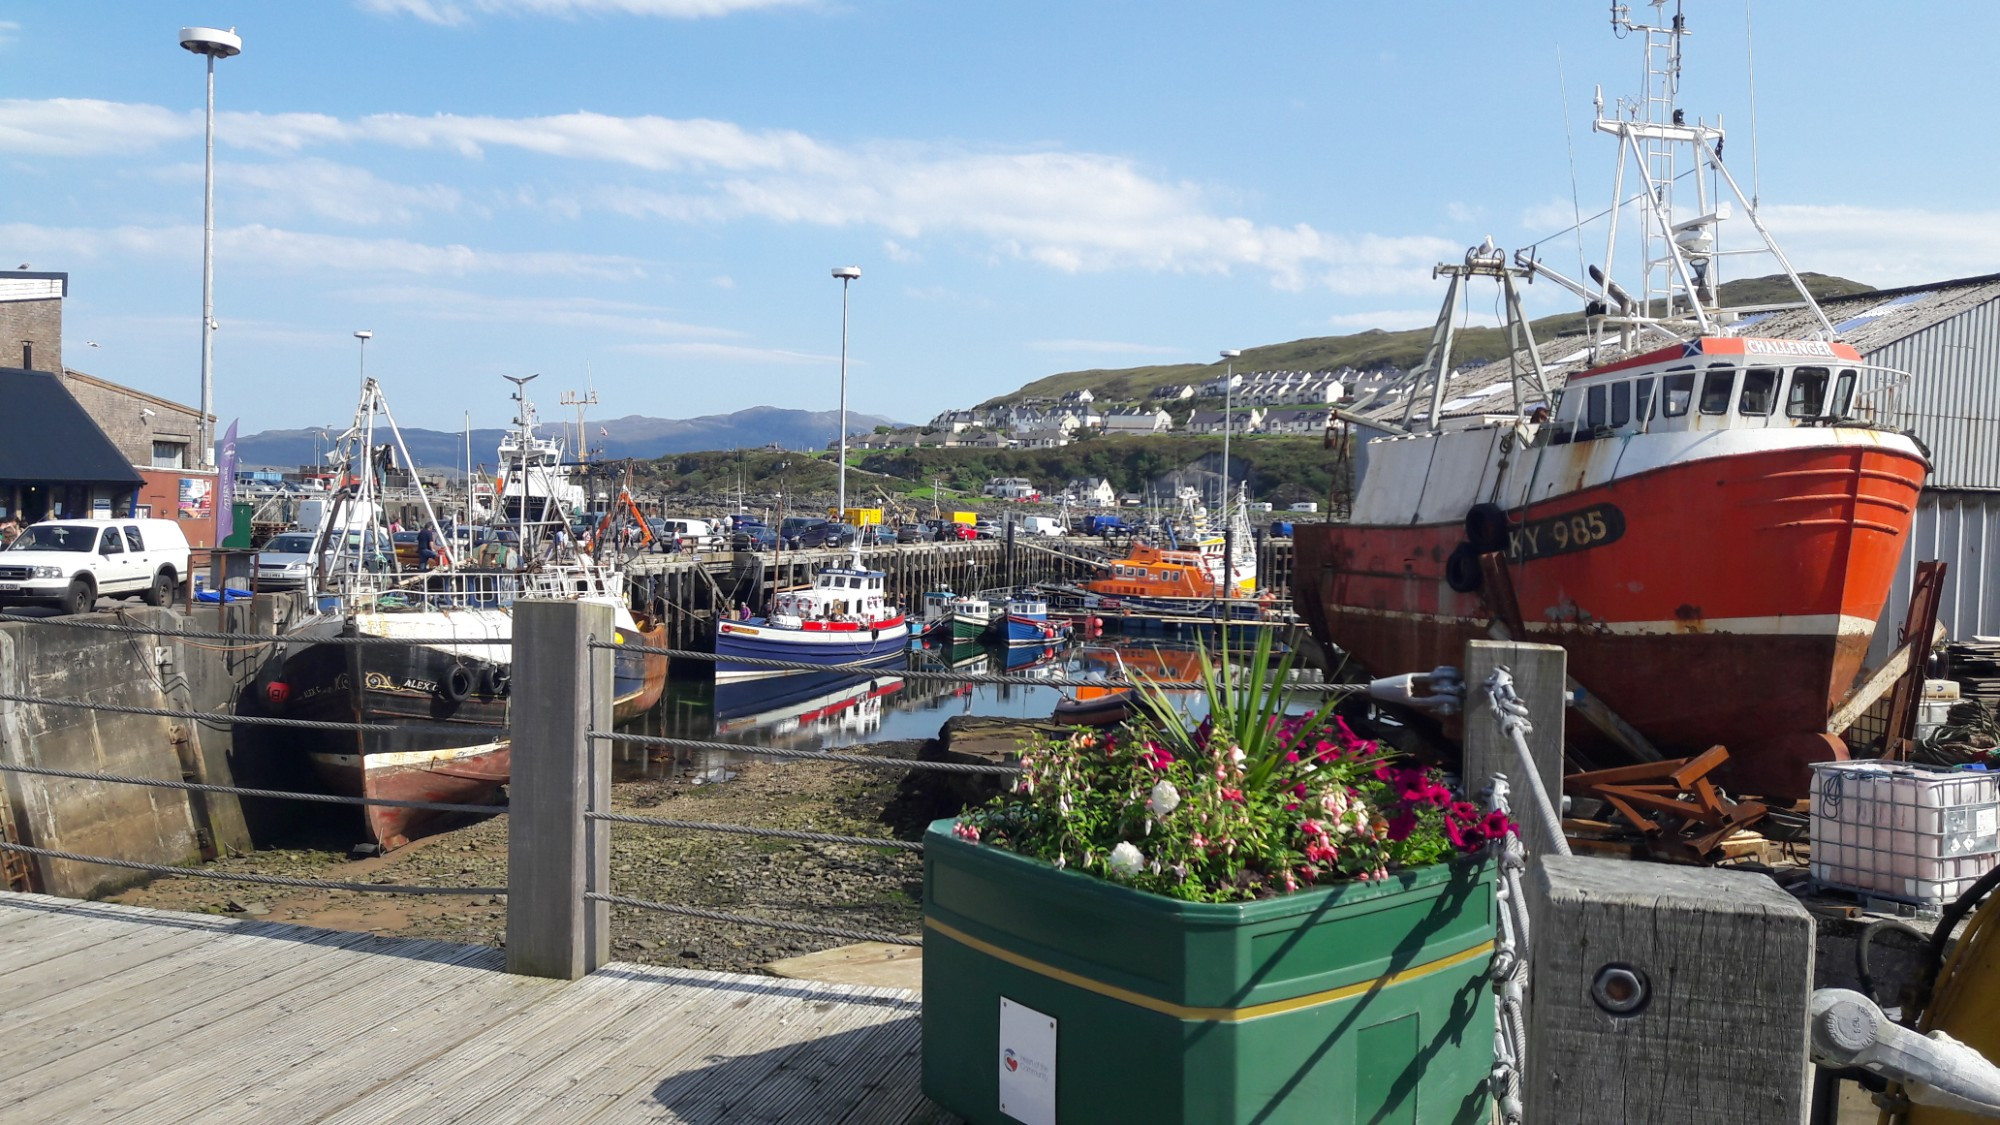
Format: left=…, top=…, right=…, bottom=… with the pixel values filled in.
left=0, top=893, right=946, bottom=1123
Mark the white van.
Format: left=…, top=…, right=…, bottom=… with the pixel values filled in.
left=655, top=517, right=722, bottom=551
left=0, top=518, right=193, bottom=614
left=1288, top=502, right=1320, bottom=514
left=1020, top=516, right=1063, bottom=537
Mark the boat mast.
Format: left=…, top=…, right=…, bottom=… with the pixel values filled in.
left=505, top=374, right=537, bottom=553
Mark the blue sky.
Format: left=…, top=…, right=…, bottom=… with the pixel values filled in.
left=4, top=1, right=1996, bottom=436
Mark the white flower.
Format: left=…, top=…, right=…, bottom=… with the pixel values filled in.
left=1108, top=841, right=1145, bottom=879
left=1147, top=781, right=1182, bottom=818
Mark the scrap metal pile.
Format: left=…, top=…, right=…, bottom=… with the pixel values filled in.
left=1560, top=746, right=1776, bottom=864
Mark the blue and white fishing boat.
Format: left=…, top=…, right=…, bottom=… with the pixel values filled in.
left=715, top=557, right=910, bottom=681
left=998, top=594, right=1073, bottom=648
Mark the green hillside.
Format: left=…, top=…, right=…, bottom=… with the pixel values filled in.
left=628, top=436, right=1335, bottom=507
left=981, top=273, right=1873, bottom=409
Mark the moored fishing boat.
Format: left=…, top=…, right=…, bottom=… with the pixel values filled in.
left=714, top=556, right=910, bottom=681
left=1290, top=4, right=1928, bottom=798
left=998, top=594, right=1073, bottom=647
left=269, top=375, right=662, bottom=848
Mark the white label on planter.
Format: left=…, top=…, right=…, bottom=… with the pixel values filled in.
left=998, top=996, right=1057, bottom=1125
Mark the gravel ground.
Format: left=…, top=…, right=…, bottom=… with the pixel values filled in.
left=105, top=740, right=943, bottom=975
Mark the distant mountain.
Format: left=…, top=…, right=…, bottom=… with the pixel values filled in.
left=236, top=405, right=907, bottom=472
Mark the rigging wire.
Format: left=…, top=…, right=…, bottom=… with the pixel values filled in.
left=1558, top=45, right=1589, bottom=284
left=1745, top=0, right=1762, bottom=209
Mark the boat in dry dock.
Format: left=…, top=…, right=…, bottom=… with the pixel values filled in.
left=1291, top=4, right=1927, bottom=798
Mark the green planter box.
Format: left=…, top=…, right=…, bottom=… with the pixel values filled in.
left=921, top=819, right=1495, bottom=1125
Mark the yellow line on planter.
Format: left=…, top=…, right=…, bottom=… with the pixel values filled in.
left=924, top=917, right=1495, bottom=1023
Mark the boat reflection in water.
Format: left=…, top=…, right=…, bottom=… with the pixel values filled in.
left=614, top=636, right=1284, bottom=786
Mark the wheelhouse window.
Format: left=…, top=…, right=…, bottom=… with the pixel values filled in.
left=1787, top=367, right=1830, bottom=419
left=1610, top=382, right=1632, bottom=428
left=1832, top=369, right=1858, bottom=417
left=1662, top=369, right=1695, bottom=417
left=1740, top=368, right=1779, bottom=416
left=1586, top=385, right=1607, bottom=429
left=1635, top=376, right=1658, bottom=422
left=1699, top=367, right=1736, bottom=415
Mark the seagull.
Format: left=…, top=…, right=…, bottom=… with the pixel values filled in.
left=87, top=341, right=100, bottom=348
left=14, top=264, right=27, bottom=270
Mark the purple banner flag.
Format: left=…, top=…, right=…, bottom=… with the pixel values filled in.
left=216, top=419, right=239, bottom=544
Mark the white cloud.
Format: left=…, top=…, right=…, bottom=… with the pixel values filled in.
left=708, top=274, right=735, bottom=289
left=215, top=159, right=463, bottom=226
left=358, top=0, right=810, bottom=27
left=0, top=221, right=644, bottom=279
left=1758, top=204, right=2000, bottom=289
left=881, top=239, right=919, bottom=264
left=1027, top=339, right=1181, bottom=356
left=0, top=21, right=19, bottom=48
left=360, top=286, right=740, bottom=337
left=615, top=341, right=828, bottom=364
left=0, top=98, right=1463, bottom=292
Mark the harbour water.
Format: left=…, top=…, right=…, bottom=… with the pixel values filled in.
left=612, top=631, right=1322, bottom=782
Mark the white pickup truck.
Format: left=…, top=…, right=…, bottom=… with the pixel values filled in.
left=0, top=518, right=193, bottom=615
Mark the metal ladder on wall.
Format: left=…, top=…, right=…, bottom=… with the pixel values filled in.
left=0, top=784, right=33, bottom=892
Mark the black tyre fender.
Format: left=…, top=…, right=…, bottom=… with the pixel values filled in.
left=1464, top=503, right=1510, bottom=553
left=437, top=664, right=474, bottom=704
left=1444, top=542, right=1484, bottom=594
left=63, top=577, right=95, bottom=616
left=482, top=665, right=511, bottom=698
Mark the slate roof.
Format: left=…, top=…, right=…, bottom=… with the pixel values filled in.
left=0, top=368, right=144, bottom=485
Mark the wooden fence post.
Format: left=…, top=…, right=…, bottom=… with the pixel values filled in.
left=507, top=598, right=614, bottom=980
left=1464, top=639, right=1567, bottom=856
left=1527, top=856, right=1815, bottom=1123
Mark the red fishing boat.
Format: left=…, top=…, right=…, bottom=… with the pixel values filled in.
left=1293, top=4, right=1928, bottom=798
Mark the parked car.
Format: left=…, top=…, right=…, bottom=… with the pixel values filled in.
left=392, top=530, right=422, bottom=567
left=973, top=519, right=1002, bottom=539
left=731, top=524, right=779, bottom=551
left=942, top=522, right=977, bottom=541
left=895, top=522, right=935, bottom=544
left=1019, top=516, right=1063, bottom=538
left=0, top=518, right=193, bottom=614
left=255, top=531, right=320, bottom=591
left=780, top=518, right=853, bottom=550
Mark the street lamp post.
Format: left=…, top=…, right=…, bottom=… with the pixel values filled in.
left=1219, top=349, right=1241, bottom=504
left=179, top=25, right=242, bottom=470
left=832, top=266, right=861, bottom=522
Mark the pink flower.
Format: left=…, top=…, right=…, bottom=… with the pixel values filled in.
left=952, top=822, right=981, bottom=842
left=1386, top=812, right=1418, bottom=841
left=1300, top=818, right=1329, bottom=838
left=1139, top=743, right=1176, bottom=770
left=1220, top=788, right=1245, bottom=804
left=1190, top=834, right=1207, bottom=849
left=1304, top=841, right=1338, bottom=864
